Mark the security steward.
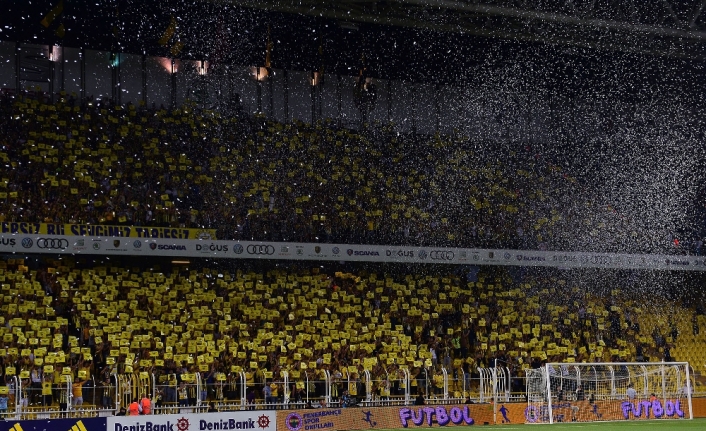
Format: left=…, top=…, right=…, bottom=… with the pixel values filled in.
left=140, top=394, right=152, bottom=415
left=128, top=398, right=141, bottom=415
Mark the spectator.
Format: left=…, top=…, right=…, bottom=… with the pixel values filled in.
left=341, top=391, right=355, bottom=408
left=72, top=378, right=84, bottom=406
left=263, top=382, right=274, bottom=405
left=576, top=385, right=585, bottom=401
left=101, top=377, right=114, bottom=409
left=178, top=382, right=189, bottom=407
left=0, top=391, right=8, bottom=416
left=626, top=383, right=636, bottom=400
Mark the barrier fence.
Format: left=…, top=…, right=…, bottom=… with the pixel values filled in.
left=0, top=367, right=520, bottom=421
left=2, top=366, right=703, bottom=424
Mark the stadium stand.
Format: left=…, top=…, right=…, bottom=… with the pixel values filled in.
left=0, top=254, right=704, bottom=415
left=0, top=89, right=704, bottom=417
left=3, top=1, right=706, bottom=427
left=0, top=90, right=645, bottom=254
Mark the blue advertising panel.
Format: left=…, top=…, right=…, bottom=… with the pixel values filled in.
left=2, top=417, right=106, bottom=431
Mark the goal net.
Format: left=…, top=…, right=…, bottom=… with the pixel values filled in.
left=525, top=362, right=693, bottom=424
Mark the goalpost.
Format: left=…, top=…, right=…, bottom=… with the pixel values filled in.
left=525, top=362, right=693, bottom=424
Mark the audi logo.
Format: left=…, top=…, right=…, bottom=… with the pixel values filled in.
left=37, top=238, right=69, bottom=249
left=246, top=245, right=275, bottom=255
left=430, top=250, right=454, bottom=260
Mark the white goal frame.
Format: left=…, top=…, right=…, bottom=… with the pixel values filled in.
left=526, top=361, right=693, bottom=424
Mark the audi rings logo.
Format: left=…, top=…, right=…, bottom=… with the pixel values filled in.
left=21, top=238, right=33, bottom=248
left=37, top=238, right=69, bottom=249
left=430, top=250, right=454, bottom=260
left=247, top=244, right=275, bottom=255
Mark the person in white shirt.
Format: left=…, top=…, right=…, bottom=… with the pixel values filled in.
left=678, top=383, right=693, bottom=396
left=626, top=383, right=636, bottom=400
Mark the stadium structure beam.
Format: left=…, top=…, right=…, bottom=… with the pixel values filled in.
left=220, top=0, right=706, bottom=60
left=404, top=0, right=706, bottom=40
left=689, top=0, right=706, bottom=28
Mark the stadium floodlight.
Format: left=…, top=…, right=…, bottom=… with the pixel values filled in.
left=525, top=362, right=693, bottom=424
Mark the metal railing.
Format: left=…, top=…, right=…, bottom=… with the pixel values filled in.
left=0, top=366, right=562, bottom=419
left=10, top=364, right=706, bottom=421
left=3, top=374, right=116, bottom=421
left=478, top=366, right=512, bottom=403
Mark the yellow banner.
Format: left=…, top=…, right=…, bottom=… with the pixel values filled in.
left=0, top=222, right=216, bottom=240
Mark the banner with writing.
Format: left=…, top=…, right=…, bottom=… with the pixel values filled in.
left=0, top=222, right=216, bottom=240
left=277, top=404, right=498, bottom=431
left=107, top=410, right=276, bottom=431
left=0, top=233, right=704, bottom=271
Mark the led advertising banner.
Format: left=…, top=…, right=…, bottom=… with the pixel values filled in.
left=0, top=233, right=703, bottom=271
left=2, top=417, right=106, bottom=431
left=277, top=404, right=501, bottom=431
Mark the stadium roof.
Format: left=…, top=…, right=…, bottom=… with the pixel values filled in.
left=227, top=0, right=706, bottom=60
left=4, top=1, right=706, bottom=83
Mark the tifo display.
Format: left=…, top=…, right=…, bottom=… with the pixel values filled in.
left=0, top=91, right=697, bottom=257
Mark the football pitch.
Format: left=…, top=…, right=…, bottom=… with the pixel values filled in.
left=374, top=418, right=706, bottom=431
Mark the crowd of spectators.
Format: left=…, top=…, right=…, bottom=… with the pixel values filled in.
left=0, top=256, right=701, bottom=408
left=1, top=90, right=704, bottom=412
left=0, top=89, right=688, bottom=254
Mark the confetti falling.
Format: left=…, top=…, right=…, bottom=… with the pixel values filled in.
left=0, top=0, right=706, bottom=415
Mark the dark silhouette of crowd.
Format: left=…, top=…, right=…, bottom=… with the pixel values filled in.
left=0, top=89, right=689, bottom=254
